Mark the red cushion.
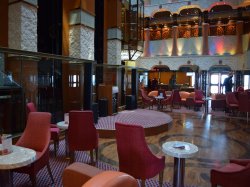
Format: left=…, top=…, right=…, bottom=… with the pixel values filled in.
left=218, top=163, right=245, bottom=172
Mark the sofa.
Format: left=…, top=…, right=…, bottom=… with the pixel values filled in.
left=62, top=162, right=138, bottom=187
left=211, top=93, right=226, bottom=111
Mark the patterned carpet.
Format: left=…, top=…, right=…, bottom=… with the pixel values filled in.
left=96, top=109, right=172, bottom=130
left=13, top=140, right=197, bottom=187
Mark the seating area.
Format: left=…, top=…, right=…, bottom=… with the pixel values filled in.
left=2, top=1, right=250, bottom=187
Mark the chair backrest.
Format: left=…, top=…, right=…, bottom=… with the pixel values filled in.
left=27, top=102, right=37, bottom=114
left=82, top=171, right=138, bottom=187
left=68, top=110, right=98, bottom=151
left=172, top=89, right=181, bottom=103
left=140, top=89, right=152, bottom=102
left=194, top=90, right=203, bottom=101
left=115, top=122, right=155, bottom=178
left=16, top=112, right=51, bottom=152
left=226, top=92, right=239, bottom=105
left=238, top=92, right=249, bottom=112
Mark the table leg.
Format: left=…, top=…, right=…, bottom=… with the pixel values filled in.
left=0, top=170, right=13, bottom=187
left=64, top=130, right=69, bottom=158
left=173, top=157, right=185, bottom=187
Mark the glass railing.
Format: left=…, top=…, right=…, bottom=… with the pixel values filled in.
left=0, top=47, right=148, bottom=135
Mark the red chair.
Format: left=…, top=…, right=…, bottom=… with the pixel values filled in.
left=226, top=92, right=239, bottom=115
left=26, top=102, right=60, bottom=156
left=68, top=110, right=98, bottom=164
left=172, top=89, right=182, bottom=108
left=193, top=90, right=205, bottom=111
left=140, top=89, right=155, bottom=109
left=210, top=159, right=250, bottom=187
left=14, top=112, right=54, bottom=186
left=115, top=122, right=165, bottom=187
left=162, top=91, right=173, bottom=112
left=238, top=92, right=250, bottom=123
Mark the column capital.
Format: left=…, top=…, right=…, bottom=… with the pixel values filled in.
left=9, top=0, right=37, bottom=7
left=69, top=9, right=95, bottom=29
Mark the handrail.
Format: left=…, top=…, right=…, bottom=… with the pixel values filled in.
left=0, top=47, right=95, bottom=64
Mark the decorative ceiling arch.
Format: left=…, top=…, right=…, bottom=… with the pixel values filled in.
left=208, top=64, right=232, bottom=73
left=178, top=64, right=199, bottom=72
left=207, top=2, right=234, bottom=12
left=177, top=5, right=202, bottom=15
left=151, top=8, right=170, bottom=18
left=150, top=64, right=170, bottom=72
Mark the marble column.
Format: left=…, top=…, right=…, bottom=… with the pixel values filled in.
left=202, top=23, right=209, bottom=55
left=236, top=21, right=243, bottom=54
left=107, top=28, right=122, bottom=65
left=8, top=0, right=38, bottom=52
left=69, top=9, right=95, bottom=60
left=143, top=28, right=150, bottom=57
left=171, top=26, right=178, bottom=56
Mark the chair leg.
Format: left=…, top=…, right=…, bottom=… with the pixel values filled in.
left=95, top=147, right=98, bottom=164
left=53, top=140, right=58, bottom=157
left=47, top=164, right=54, bottom=184
left=90, top=150, right=94, bottom=164
left=69, top=151, right=75, bottom=164
left=159, top=170, right=164, bottom=187
left=29, top=174, right=36, bottom=187
left=141, top=179, right=145, bottom=187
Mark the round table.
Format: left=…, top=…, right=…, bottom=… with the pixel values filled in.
left=162, top=141, right=198, bottom=187
left=0, top=145, right=36, bottom=187
left=155, top=96, right=164, bottom=110
left=57, top=121, right=69, bottom=157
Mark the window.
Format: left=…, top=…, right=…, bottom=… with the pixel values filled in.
left=69, top=74, right=79, bottom=88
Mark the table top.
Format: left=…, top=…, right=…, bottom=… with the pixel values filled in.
left=155, top=96, right=164, bottom=99
left=162, top=141, right=198, bottom=159
left=57, top=121, right=68, bottom=130
left=0, top=145, right=36, bottom=170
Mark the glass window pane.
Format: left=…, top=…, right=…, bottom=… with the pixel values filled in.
left=244, top=75, right=250, bottom=90
left=210, top=86, right=218, bottom=94
left=211, top=74, right=218, bottom=84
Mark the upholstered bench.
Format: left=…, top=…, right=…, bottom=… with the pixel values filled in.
left=62, top=162, right=138, bottom=187
left=62, top=162, right=103, bottom=187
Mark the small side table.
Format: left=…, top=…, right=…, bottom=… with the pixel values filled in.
left=162, top=141, right=198, bottom=187
left=57, top=121, right=69, bottom=157
left=0, top=145, right=36, bottom=187
left=155, top=96, right=164, bottom=110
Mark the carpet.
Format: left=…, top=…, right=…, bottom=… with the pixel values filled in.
left=13, top=140, right=198, bottom=187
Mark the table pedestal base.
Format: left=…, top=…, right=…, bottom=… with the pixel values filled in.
left=0, top=170, right=13, bottom=187
left=173, top=157, right=185, bottom=187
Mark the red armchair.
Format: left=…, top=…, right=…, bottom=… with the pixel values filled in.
left=140, top=89, right=155, bottom=109
left=193, top=90, right=205, bottom=111
left=162, top=91, right=173, bottom=112
left=226, top=92, right=239, bottom=114
left=172, top=89, right=182, bottom=109
left=115, top=122, right=165, bottom=187
left=238, top=92, right=250, bottom=123
left=68, top=110, right=99, bottom=164
left=14, top=112, right=54, bottom=186
left=210, top=159, right=250, bottom=187
left=26, top=102, right=60, bottom=156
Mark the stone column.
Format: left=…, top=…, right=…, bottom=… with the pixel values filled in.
left=236, top=21, right=243, bottom=54
left=171, top=26, right=178, bottom=56
left=143, top=28, right=150, bottom=57
left=202, top=23, right=209, bottom=55
left=105, top=0, right=122, bottom=65
left=107, top=28, right=122, bottom=65
left=8, top=0, right=38, bottom=52
left=69, top=9, right=95, bottom=60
